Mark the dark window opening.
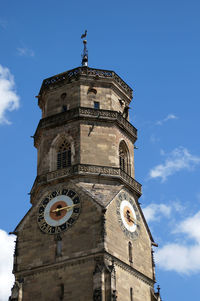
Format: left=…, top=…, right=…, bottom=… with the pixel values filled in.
left=57, top=141, right=71, bottom=170
left=62, top=105, right=67, bottom=112
left=130, top=287, right=133, bottom=301
left=94, top=101, right=100, bottom=109
left=128, top=241, right=133, bottom=263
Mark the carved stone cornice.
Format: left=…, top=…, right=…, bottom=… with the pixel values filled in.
left=15, top=251, right=100, bottom=278
left=39, top=67, right=133, bottom=99
left=30, top=164, right=142, bottom=200
left=34, top=107, right=137, bottom=147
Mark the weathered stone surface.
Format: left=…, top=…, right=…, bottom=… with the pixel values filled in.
left=11, top=67, right=159, bottom=301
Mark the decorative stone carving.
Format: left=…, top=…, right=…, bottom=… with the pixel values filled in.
left=31, top=164, right=142, bottom=202
left=112, top=290, right=118, bottom=301
left=93, top=288, right=102, bottom=301
left=34, top=107, right=137, bottom=148
left=40, top=67, right=133, bottom=98
left=9, top=280, right=23, bottom=301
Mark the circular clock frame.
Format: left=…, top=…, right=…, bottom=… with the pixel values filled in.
left=37, top=188, right=81, bottom=235
left=116, top=191, right=140, bottom=240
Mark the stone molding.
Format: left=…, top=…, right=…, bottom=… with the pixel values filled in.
left=15, top=251, right=154, bottom=287
left=39, top=67, right=133, bottom=98
left=34, top=107, right=137, bottom=147
left=31, top=164, right=142, bottom=197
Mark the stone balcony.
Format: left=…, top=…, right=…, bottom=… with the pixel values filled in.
left=39, top=67, right=133, bottom=99
left=34, top=107, right=137, bottom=146
left=30, top=164, right=142, bottom=201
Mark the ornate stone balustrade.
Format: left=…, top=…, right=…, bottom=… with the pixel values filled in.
left=35, top=164, right=142, bottom=195
left=34, top=107, right=137, bottom=142
left=40, top=67, right=133, bottom=98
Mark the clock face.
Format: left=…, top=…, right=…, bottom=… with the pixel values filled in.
left=116, top=191, right=140, bottom=240
left=37, top=188, right=81, bottom=234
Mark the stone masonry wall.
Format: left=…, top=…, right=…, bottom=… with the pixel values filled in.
left=16, top=181, right=103, bottom=273
left=80, top=122, right=135, bottom=177
left=105, top=189, right=153, bottom=280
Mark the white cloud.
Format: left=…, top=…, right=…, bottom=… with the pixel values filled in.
left=172, top=201, right=185, bottom=213
left=17, top=47, right=35, bottom=57
left=175, top=211, right=200, bottom=243
left=156, top=113, right=178, bottom=125
left=143, top=200, right=185, bottom=222
left=0, top=65, right=20, bottom=124
left=155, top=244, right=200, bottom=274
left=149, top=147, right=200, bottom=182
left=143, top=203, right=171, bottom=222
left=155, top=211, right=200, bottom=274
left=0, top=230, right=15, bottom=300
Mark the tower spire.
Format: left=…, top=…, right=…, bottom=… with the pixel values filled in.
left=81, top=30, right=88, bottom=67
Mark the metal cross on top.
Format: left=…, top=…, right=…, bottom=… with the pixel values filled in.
left=81, top=30, right=88, bottom=67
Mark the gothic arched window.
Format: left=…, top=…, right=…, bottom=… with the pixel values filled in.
left=119, top=141, right=130, bottom=175
left=57, top=140, right=71, bottom=169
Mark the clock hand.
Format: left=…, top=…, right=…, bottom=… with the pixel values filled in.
left=51, top=204, right=77, bottom=213
left=126, top=215, right=139, bottom=225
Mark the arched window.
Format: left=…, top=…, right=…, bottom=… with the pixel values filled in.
left=128, top=241, right=133, bottom=263
left=57, top=140, right=71, bottom=169
left=119, top=141, right=130, bottom=175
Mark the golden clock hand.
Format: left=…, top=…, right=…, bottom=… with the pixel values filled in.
left=51, top=204, right=77, bottom=213
left=63, top=204, right=77, bottom=211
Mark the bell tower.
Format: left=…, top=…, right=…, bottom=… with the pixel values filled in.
left=10, top=40, right=161, bottom=301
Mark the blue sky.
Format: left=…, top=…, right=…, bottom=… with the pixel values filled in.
left=0, top=0, right=200, bottom=299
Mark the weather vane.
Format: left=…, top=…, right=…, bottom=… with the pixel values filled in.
left=81, top=30, right=88, bottom=67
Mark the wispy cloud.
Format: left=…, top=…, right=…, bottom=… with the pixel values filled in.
left=143, top=203, right=172, bottom=222
left=17, top=47, right=35, bottom=57
left=0, top=18, right=8, bottom=29
left=155, top=211, right=200, bottom=274
left=0, top=230, right=15, bottom=300
left=0, top=19, right=7, bottom=29
left=156, top=114, right=178, bottom=126
left=149, top=147, right=200, bottom=182
left=0, top=65, right=20, bottom=124
left=143, top=201, right=184, bottom=222
left=150, top=134, right=160, bottom=144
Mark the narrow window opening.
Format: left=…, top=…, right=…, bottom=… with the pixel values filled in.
left=94, top=101, right=100, bottom=109
left=130, top=287, right=133, bottom=301
left=60, top=283, right=64, bottom=300
left=62, top=105, right=67, bottom=112
left=128, top=241, right=133, bottom=263
left=119, top=141, right=130, bottom=175
left=55, top=235, right=62, bottom=257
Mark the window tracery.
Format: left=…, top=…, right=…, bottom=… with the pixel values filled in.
left=119, top=141, right=130, bottom=175
left=57, top=140, right=71, bottom=169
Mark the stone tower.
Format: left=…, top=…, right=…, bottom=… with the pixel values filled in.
left=10, top=64, right=161, bottom=300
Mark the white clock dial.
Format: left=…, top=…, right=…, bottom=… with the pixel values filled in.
left=116, top=191, right=140, bottom=240
left=120, top=200, right=137, bottom=232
